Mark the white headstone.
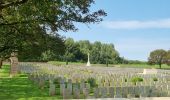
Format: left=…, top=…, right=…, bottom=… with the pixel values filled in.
left=143, top=69, right=157, bottom=74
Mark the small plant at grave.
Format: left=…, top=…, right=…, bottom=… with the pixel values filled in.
left=87, top=78, right=98, bottom=88
left=54, top=78, right=60, bottom=88
left=19, top=74, right=27, bottom=77
left=135, top=94, right=140, bottom=98
left=131, top=77, right=143, bottom=85
left=125, top=78, right=127, bottom=82
left=153, top=77, right=158, bottom=81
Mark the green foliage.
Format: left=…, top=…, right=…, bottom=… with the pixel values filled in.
left=166, top=50, right=170, bottom=66
left=125, top=78, right=127, bottom=82
left=62, top=38, right=120, bottom=65
left=131, top=77, right=143, bottom=85
left=0, top=65, right=62, bottom=100
left=63, top=38, right=77, bottom=64
left=153, top=77, right=158, bottom=81
left=0, top=0, right=106, bottom=61
left=148, top=49, right=167, bottom=68
left=87, top=78, right=97, bottom=88
left=18, top=34, right=65, bottom=62
left=41, top=50, right=55, bottom=62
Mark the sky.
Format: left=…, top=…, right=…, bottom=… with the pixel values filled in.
left=60, top=0, right=170, bottom=61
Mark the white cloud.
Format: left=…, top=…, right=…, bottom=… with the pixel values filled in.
left=101, top=18, right=170, bottom=29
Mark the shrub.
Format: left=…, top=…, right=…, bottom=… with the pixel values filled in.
left=153, top=77, right=158, bottom=81
left=87, top=78, right=97, bottom=88
left=131, top=77, right=143, bottom=85
left=125, top=78, right=127, bottom=82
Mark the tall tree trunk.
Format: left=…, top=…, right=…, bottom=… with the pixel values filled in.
left=106, top=59, right=108, bottom=67
left=0, top=58, right=2, bottom=69
left=66, top=60, right=68, bottom=65
left=159, top=62, right=162, bottom=69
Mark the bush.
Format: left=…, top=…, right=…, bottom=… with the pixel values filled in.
left=153, top=77, right=158, bottom=81
left=131, top=77, right=143, bottom=85
left=87, top=78, right=97, bottom=88
left=125, top=78, right=127, bottom=82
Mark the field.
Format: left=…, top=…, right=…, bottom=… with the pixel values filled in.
left=48, top=61, right=170, bottom=69
left=1, top=62, right=170, bottom=100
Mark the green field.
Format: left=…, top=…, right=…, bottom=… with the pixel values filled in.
left=48, top=61, right=170, bottom=69
left=0, top=65, right=62, bottom=100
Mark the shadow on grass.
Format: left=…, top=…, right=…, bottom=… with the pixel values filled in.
left=0, top=65, right=62, bottom=100
left=0, top=77, right=62, bottom=100
left=0, top=65, right=10, bottom=77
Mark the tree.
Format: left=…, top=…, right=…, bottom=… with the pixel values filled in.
left=165, top=50, right=170, bottom=66
left=78, top=40, right=92, bottom=61
left=63, top=38, right=76, bottom=65
left=91, top=41, right=102, bottom=64
left=100, top=43, right=118, bottom=66
left=18, top=34, right=65, bottom=62
left=0, top=0, right=106, bottom=67
left=148, top=49, right=167, bottom=69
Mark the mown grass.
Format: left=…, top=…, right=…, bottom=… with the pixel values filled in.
left=0, top=65, right=10, bottom=77
left=48, top=61, right=115, bottom=67
left=49, top=61, right=170, bottom=69
left=0, top=65, right=62, bottom=100
left=118, top=64, right=170, bottom=69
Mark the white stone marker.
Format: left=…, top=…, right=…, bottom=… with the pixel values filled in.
left=86, top=53, right=91, bottom=66
left=143, top=69, right=157, bottom=74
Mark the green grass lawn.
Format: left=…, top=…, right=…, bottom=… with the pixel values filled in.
left=118, top=64, right=170, bottom=69
left=48, top=61, right=115, bottom=67
left=0, top=65, right=62, bottom=100
left=49, top=61, right=170, bottom=69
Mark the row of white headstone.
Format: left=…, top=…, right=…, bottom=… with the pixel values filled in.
left=19, top=63, right=170, bottom=99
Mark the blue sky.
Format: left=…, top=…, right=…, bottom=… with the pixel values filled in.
left=60, top=0, right=170, bottom=61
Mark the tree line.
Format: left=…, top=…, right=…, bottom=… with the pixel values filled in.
left=62, top=38, right=121, bottom=66
left=18, top=37, right=127, bottom=66
left=148, top=49, right=170, bottom=68
left=18, top=37, right=145, bottom=66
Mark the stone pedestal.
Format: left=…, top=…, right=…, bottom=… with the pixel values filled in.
left=10, top=56, right=18, bottom=77
left=86, top=53, right=91, bottom=66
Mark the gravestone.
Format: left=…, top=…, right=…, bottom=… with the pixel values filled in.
left=115, top=87, right=122, bottom=98
left=80, top=80, right=85, bottom=93
left=39, top=78, right=45, bottom=89
left=94, top=88, right=100, bottom=98
left=67, top=79, right=72, bottom=95
left=122, top=87, right=128, bottom=98
left=101, top=87, right=107, bottom=98
left=63, top=88, right=72, bottom=99
left=109, top=87, right=115, bottom=98
left=49, top=81, right=56, bottom=96
left=60, top=83, right=65, bottom=96
left=73, top=83, right=80, bottom=99
left=143, top=69, right=157, bottom=74
left=85, top=83, right=90, bottom=92
left=83, top=88, right=89, bottom=98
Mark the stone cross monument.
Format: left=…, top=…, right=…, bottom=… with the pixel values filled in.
left=86, top=53, right=91, bottom=66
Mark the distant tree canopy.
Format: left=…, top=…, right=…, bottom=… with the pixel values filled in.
left=148, top=49, right=170, bottom=68
left=0, top=0, right=106, bottom=65
left=62, top=38, right=121, bottom=66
